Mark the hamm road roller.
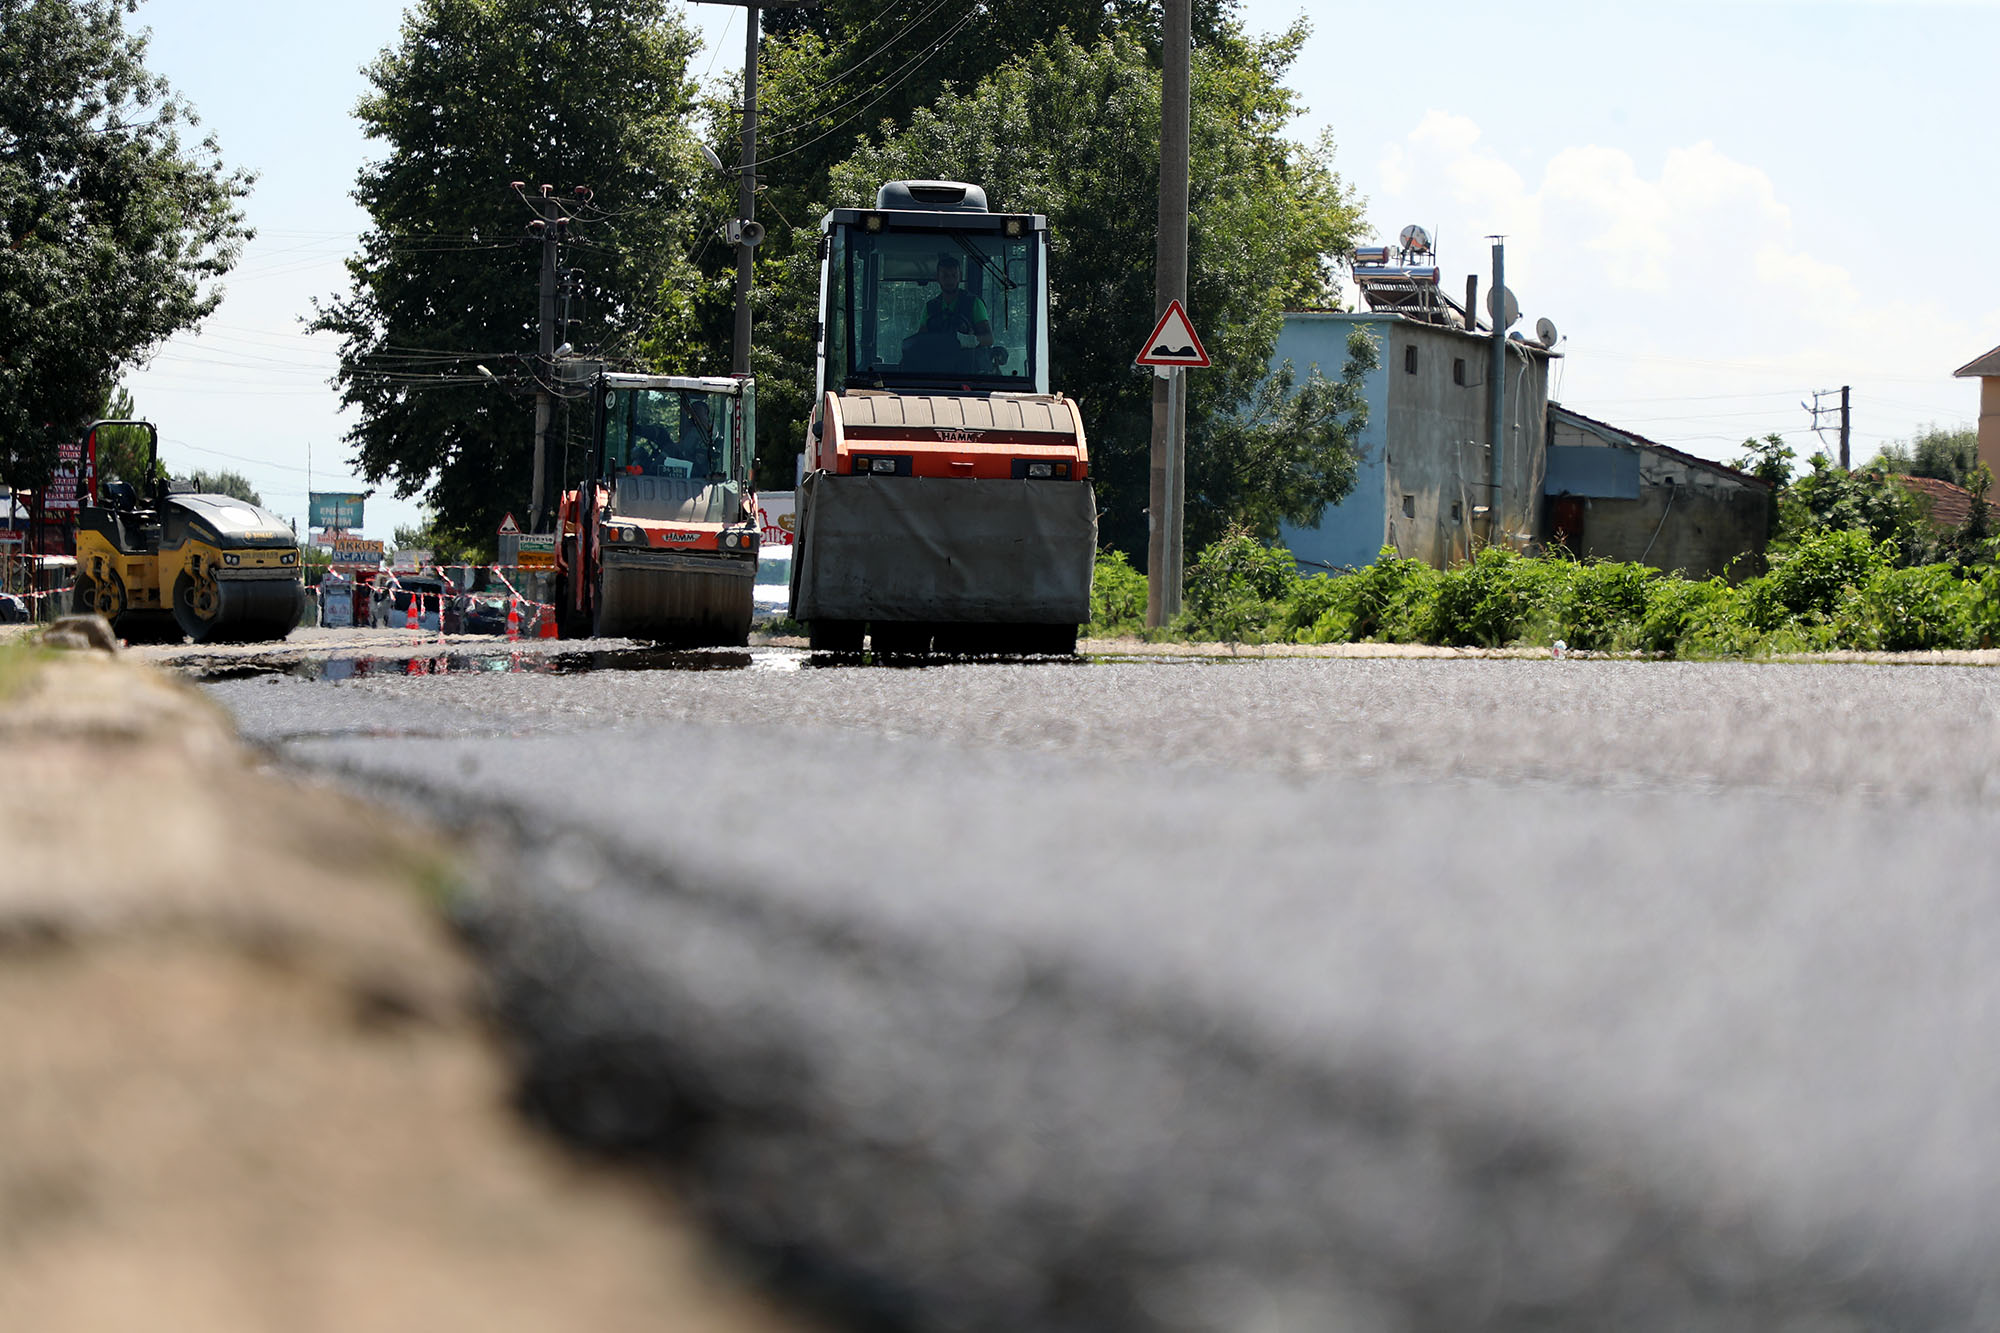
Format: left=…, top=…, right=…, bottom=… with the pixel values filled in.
left=553, top=372, right=761, bottom=644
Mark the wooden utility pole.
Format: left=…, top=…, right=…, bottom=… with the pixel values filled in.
left=1146, top=0, right=1192, bottom=628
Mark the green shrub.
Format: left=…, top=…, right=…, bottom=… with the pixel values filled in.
left=1837, top=563, right=1976, bottom=652
left=1178, top=527, right=1301, bottom=642
left=1551, top=559, right=1658, bottom=651
left=1753, top=528, right=1890, bottom=627
left=1425, top=547, right=1571, bottom=647
left=1088, top=548, right=1149, bottom=637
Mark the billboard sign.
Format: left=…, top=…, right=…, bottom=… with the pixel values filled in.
left=329, top=535, right=384, bottom=565
left=515, top=534, right=556, bottom=570
left=310, top=492, right=368, bottom=530
left=44, top=440, right=84, bottom=513
left=756, top=491, right=795, bottom=546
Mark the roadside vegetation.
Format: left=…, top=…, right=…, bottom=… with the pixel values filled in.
left=1090, top=443, right=2000, bottom=657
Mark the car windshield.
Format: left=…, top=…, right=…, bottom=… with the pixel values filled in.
left=601, top=387, right=740, bottom=482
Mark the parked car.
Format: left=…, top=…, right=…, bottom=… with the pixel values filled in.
left=458, top=594, right=514, bottom=636
left=0, top=592, right=28, bottom=624
left=371, top=576, right=447, bottom=631
left=753, top=545, right=792, bottom=618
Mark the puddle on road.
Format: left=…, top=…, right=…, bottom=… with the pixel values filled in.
left=182, top=645, right=782, bottom=683
left=181, top=643, right=1110, bottom=684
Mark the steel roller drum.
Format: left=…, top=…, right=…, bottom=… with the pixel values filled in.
left=177, top=576, right=306, bottom=644
left=595, top=556, right=753, bottom=646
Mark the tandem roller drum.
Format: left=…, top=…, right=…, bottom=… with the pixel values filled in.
left=174, top=574, right=306, bottom=644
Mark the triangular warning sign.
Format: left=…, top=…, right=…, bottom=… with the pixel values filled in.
left=1134, top=299, right=1211, bottom=368
left=497, top=512, right=521, bottom=535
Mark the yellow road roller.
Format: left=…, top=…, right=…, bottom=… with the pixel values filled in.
left=72, top=420, right=305, bottom=643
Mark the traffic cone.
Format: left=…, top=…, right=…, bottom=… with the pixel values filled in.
left=506, top=596, right=521, bottom=641
left=405, top=593, right=418, bottom=631
left=537, top=604, right=558, bottom=639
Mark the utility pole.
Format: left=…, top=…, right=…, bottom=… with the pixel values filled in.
left=1146, top=0, right=1191, bottom=628
left=514, top=183, right=572, bottom=533
left=1487, top=238, right=1507, bottom=546
left=733, top=6, right=760, bottom=376
left=1839, top=384, right=1851, bottom=471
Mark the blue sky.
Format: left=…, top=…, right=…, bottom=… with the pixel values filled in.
left=119, top=0, right=2000, bottom=542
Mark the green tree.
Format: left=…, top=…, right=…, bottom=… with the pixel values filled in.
left=0, top=0, right=251, bottom=491
left=392, top=513, right=479, bottom=564
left=1875, top=423, right=1979, bottom=488
left=90, top=384, right=155, bottom=486
left=1781, top=454, right=1935, bottom=567
left=311, top=0, right=707, bottom=547
left=1732, top=432, right=1795, bottom=488
left=791, top=28, right=1363, bottom=555
left=176, top=469, right=261, bottom=505
left=679, top=1, right=1271, bottom=487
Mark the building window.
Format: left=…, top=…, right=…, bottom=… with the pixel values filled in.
left=1404, top=344, right=1418, bottom=374
left=1402, top=494, right=1415, bottom=518
left=1450, top=501, right=1463, bottom=522
left=1453, top=357, right=1466, bottom=386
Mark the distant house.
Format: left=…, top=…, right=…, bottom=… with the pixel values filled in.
left=1892, top=473, right=1994, bottom=530
left=1544, top=407, right=1773, bottom=579
left=1954, top=344, right=2000, bottom=477
left=1270, top=310, right=1555, bottom=572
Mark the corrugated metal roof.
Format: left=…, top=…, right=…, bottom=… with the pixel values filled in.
left=1953, top=345, right=2000, bottom=378
left=1549, top=404, right=1773, bottom=490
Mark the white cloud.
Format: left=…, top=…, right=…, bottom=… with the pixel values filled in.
left=1368, top=115, right=1999, bottom=458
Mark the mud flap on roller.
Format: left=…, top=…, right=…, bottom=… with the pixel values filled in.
left=794, top=475, right=1097, bottom=624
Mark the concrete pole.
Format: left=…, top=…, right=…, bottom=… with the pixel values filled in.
left=732, top=6, right=759, bottom=377
left=1839, top=384, right=1851, bottom=471
left=1146, top=0, right=1191, bottom=627
left=532, top=218, right=558, bottom=530
left=1487, top=239, right=1506, bottom=547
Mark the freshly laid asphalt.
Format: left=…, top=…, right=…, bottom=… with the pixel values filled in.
left=205, top=648, right=2000, bottom=1332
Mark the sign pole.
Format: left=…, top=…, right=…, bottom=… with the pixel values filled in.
left=1146, top=0, right=1192, bottom=629
left=1163, top=367, right=1185, bottom=619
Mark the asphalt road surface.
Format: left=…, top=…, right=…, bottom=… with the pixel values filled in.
left=203, top=646, right=2000, bottom=1332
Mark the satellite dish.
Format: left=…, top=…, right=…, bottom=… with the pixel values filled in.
left=1486, top=285, right=1520, bottom=329
left=1398, top=224, right=1432, bottom=256
left=1535, top=316, right=1559, bottom=347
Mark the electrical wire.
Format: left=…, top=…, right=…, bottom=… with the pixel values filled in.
left=753, top=8, right=980, bottom=164
left=758, top=0, right=957, bottom=133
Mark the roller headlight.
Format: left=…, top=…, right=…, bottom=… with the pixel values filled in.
left=222, top=553, right=241, bottom=566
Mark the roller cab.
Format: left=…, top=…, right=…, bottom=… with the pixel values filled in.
left=554, top=373, right=760, bottom=644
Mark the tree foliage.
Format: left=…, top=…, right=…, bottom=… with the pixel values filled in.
left=768, top=27, right=1364, bottom=554
left=176, top=469, right=260, bottom=505
left=0, top=0, right=250, bottom=489
left=1875, top=423, right=1979, bottom=488
left=90, top=383, right=154, bottom=485
left=311, top=0, right=706, bottom=545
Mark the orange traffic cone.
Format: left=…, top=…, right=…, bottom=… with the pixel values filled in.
left=506, top=596, right=521, bottom=641
left=405, top=591, right=418, bottom=631
left=537, top=604, right=558, bottom=639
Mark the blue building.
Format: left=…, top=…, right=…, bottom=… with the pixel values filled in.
left=1273, top=310, right=1555, bottom=572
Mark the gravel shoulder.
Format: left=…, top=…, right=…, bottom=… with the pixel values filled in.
left=0, top=642, right=818, bottom=1333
